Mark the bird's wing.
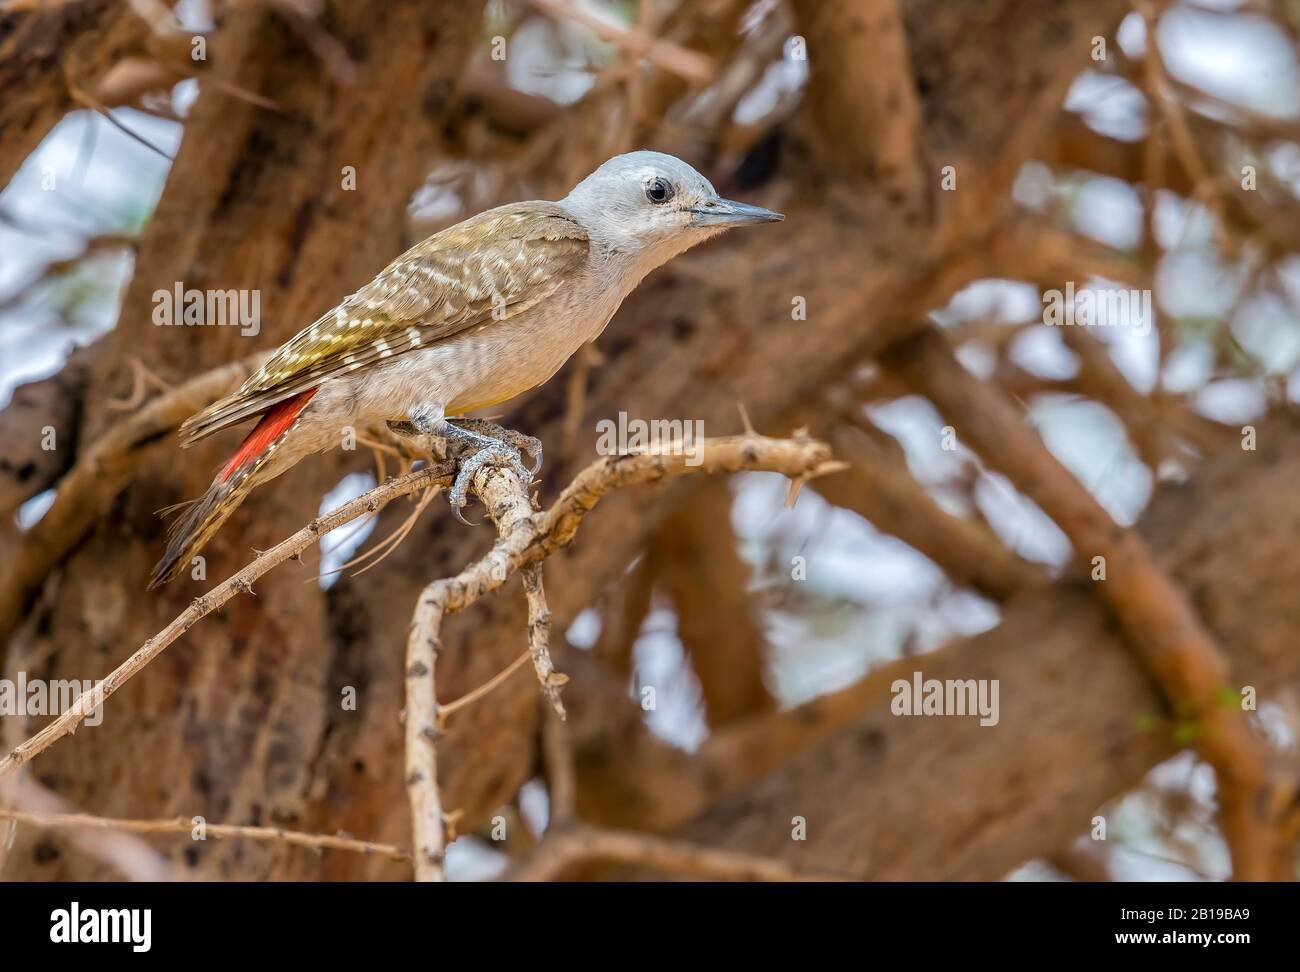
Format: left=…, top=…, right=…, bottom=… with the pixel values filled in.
left=178, top=202, right=588, bottom=446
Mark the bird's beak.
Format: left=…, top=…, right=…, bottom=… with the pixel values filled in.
left=689, top=197, right=784, bottom=227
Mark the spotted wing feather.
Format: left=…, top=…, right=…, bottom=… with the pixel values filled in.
left=178, top=202, right=588, bottom=446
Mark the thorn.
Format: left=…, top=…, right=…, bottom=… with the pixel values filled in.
left=812, top=459, right=851, bottom=478
left=737, top=402, right=756, bottom=436
left=785, top=475, right=806, bottom=507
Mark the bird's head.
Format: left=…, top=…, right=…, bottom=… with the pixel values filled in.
left=560, top=150, right=783, bottom=261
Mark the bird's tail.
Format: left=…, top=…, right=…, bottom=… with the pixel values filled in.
left=148, top=389, right=317, bottom=589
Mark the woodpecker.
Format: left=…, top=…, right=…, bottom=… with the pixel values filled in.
left=148, top=150, right=783, bottom=589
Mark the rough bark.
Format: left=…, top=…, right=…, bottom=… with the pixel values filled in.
left=0, top=346, right=94, bottom=521
left=6, top=0, right=482, bottom=881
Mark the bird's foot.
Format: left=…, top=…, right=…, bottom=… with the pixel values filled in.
left=445, top=418, right=543, bottom=476
left=446, top=440, right=533, bottom=525
left=388, top=414, right=539, bottom=524
left=434, top=422, right=535, bottom=525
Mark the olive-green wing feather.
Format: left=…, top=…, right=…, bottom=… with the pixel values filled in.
left=178, top=202, right=588, bottom=446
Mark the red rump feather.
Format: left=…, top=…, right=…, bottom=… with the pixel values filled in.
left=218, top=388, right=317, bottom=483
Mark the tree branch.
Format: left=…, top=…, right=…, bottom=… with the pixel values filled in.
left=0, top=807, right=410, bottom=863
left=400, top=433, right=837, bottom=879
left=504, top=823, right=846, bottom=882
left=882, top=326, right=1287, bottom=879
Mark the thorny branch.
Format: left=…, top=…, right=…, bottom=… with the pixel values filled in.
left=402, top=432, right=840, bottom=880
left=0, top=807, right=411, bottom=863
left=0, top=425, right=838, bottom=881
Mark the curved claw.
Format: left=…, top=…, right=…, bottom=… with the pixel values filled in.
left=513, top=434, right=542, bottom=476
left=449, top=501, right=478, bottom=527
left=445, top=434, right=535, bottom=526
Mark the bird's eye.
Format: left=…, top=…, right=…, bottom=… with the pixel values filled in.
left=645, top=178, right=674, bottom=204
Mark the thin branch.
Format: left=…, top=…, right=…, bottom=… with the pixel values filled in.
left=528, top=0, right=715, bottom=86
left=406, top=432, right=839, bottom=725
left=504, top=823, right=848, bottom=882
left=522, top=564, right=565, bottom=717
left=0, top=807, right=410, bottom=861
left=67, top=83, right=174, bottom=160
left=404, top=581, right=447, bottom=882
left=0, top=231, right=137, bottom=315
left=438, top=650, right=531, bottom=724
left=0, top=776, right=175, bottom=881
left=1136, top=0, right=1235, bottom=254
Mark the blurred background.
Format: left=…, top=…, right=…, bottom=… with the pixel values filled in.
left=1, top=0, right=1299, bottom=881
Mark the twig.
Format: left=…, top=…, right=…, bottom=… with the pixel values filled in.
left=0, top=776, right=175, bottom=881
left=404, top=584, right=447, bottom=882
left=105, top=356, right=174, bottom=412
left=403, top=434, right=839, bottom=711
left=0, top=0, right=82, bottom=12
left=438, top=650, right=531, bottom=724
left=521, top=564, right=565, bottom=717
left=264, top=0, right=359, bottom=86
left=504, top=823, right=848, bottom=882
left=0, top=807, right=409, bottom=861
left=0, top=231, right=137, bottom=315
left=806, top=403, right=1045, bottom=601
left=1136, top=0, right=1235, bottom=254
left=528, top=0, right=715, bottom=86
left=67, top=82, right=174, bottom=161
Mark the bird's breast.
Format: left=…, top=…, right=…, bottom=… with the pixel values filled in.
left=342, top=275, right=625, bottom=420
